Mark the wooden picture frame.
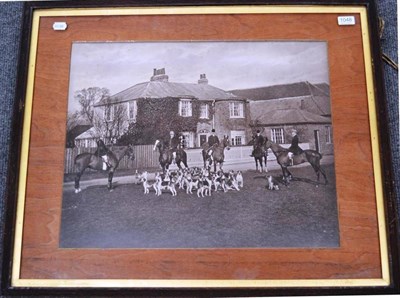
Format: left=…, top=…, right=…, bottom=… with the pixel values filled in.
left=2, top=0, right=399, bottom=296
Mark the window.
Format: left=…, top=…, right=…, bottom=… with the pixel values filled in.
left=179, top=99, right=192, bottom=117
left=199, top=103, right=209, bottom=119
left=229, top=102, right=244, bottom=118
left=325, top=125, right=332, bottom=143
left=127, top=101, right=137, bottom=121
left=230, top=130, right=246, bottom=146
left=271, top=128, right=285, bottom=144
left=181, top=132, right=194, bottom=148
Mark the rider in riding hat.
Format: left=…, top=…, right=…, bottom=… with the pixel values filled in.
left=288, top=129, right=303, bottom=166
left=250, top=129, right=266, bottom=157
left=168, top=130, right=180, bottom=163
left=207, top=129, right=219, bottom=161
left=95, top=139, right=111, bottom=170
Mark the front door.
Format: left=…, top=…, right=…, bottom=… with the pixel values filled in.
left=199, top=134, right=207, bottom=147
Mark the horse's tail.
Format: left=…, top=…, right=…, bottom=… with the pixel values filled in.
left=305, top=150, right=323, bottom=160
left=74, top=154, right=80, bottom=165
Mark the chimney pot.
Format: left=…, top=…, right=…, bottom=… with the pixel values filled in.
left=150, top=68, right=169, bottom=82
left=198, top=74, right=208, bottom=84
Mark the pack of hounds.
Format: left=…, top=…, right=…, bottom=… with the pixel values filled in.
left=135, top=167, right=244, bottom=197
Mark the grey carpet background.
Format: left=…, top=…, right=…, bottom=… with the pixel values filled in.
left=0, top=0, right=398, bottom=293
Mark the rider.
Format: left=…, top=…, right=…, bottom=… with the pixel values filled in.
left=167, top=130, right=180, bottom=163
left=95, top=139, right=111, bottom=170
left=250, top=129, right=265, bottom=157
left=288, top=129, right=303, bottom=166
left=207, top=129, right=219, bottom=161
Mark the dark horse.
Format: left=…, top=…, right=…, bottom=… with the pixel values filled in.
left=202, top=135, right=230, bottom=172
left=74, top=145, right=135, bottom=193
left=252, top=139, right=269, bottom=173
left=265, top=140, right=327, bottom=184
left=153, top=140, right=188, bottom=172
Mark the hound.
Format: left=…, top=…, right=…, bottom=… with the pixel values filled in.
left=212, top=171, right=227, bottom=192
left=132, top=169, right=141, bottom=185
left=186, top=177, right=199, bottom=194
left=154, top=172, right=177, bottom=196
left=235, top=171, right=244, bottom=188
left=224, top=171, right=240, bottom=191
left=197, top=175, right=213, bottom=197
left=139, top=171, right=157, bottom=194
left=267, top=175, right=280, bottom=190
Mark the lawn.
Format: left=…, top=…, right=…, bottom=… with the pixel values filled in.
left=60, top=164, right=339, bottom=249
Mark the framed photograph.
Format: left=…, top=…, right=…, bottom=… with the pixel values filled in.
left=2, top=0, right=399, bottom=295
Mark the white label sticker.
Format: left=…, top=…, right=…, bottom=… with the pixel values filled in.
left=53, top=22, right=68, bottom=31
left=338, top=16, right=356, bottom=26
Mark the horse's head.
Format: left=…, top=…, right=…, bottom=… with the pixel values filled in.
left=264, top=140, right=283, bottom=155
left=153, top=140, right=161, bottom=151
left=265, top=140, right=273, bottom=149
left=222, top=135, right=230, bottom=150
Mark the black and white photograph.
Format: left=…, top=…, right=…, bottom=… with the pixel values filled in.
left=61, top=41, right=339, bottom=249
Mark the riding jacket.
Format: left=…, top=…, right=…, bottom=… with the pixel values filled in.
left=95, top=140, right=109, bottom=157
left=208, top=135, right=219, bottom=147
left=253, top=134, right=265, bottom=147
left=168, top=136, right=180, bottom=151
left=288, top=134, right=303, bottom=155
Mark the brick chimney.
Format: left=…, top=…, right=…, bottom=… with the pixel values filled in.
left=198, top=73, right=208, bottom=85
left=150, top=68, right=169, bottom=82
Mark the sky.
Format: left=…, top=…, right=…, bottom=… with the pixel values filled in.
left=68, top=41, right=330, bottom=112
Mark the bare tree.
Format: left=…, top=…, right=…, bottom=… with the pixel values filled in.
left=66, top=110, right=82, bottom=132
left=89, top=97, right=128, bottom=144
left=74, top=87, right=110, bottom=124
left=74, top=87, right=130, bottom=145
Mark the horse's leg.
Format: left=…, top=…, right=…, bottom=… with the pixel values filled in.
left=317, top=163, right=328, bottom=184
left=310, top=162, right=320, bottom=182
left=310, top=158, right=328, bottom=185
left=183, top=156, right=189, bottom=169
left=259, top=158, right=263, bottom=173
left=281, top=166, right=288, bottom=185
left=264, top=153, right=268, bottom=172
left=74, top=170, right=83, bottom=193
left=202, top=151, right=207, bottom=169
left=286, top=167, right=293, bottom=180
left=74, top=158, right=88, bottom=193
left=254, top=158, right=258, bottom=172
left=181, top=153, right=189, bottom=169
left=108, top=170, right=114, bottom=191
left=176, top=159, right=182, bottom=170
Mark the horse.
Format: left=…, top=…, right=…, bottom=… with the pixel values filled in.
left=265, top=140, right=327, bottom=184
left=74, top=145, right=135, bottom=193
left=153, top=140, right=188, bottom=172
left=202, top=135, right=230, bottom=172
left=253, top=143, right=269, bottom=173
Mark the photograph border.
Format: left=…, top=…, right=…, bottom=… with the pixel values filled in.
left=2, top=0, right=398, bottom=295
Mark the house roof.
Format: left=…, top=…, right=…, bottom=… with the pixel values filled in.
left=95, top=81, right=240, bottom=106
left=230, top=81, right=331, bottom=116
left=251, top=108, right=331, bottom=126
left=230, top=81, right=329, bottom=101
left=75, top=127, right=99, bottom=140
left=67, top=124, right=93, bottom=140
